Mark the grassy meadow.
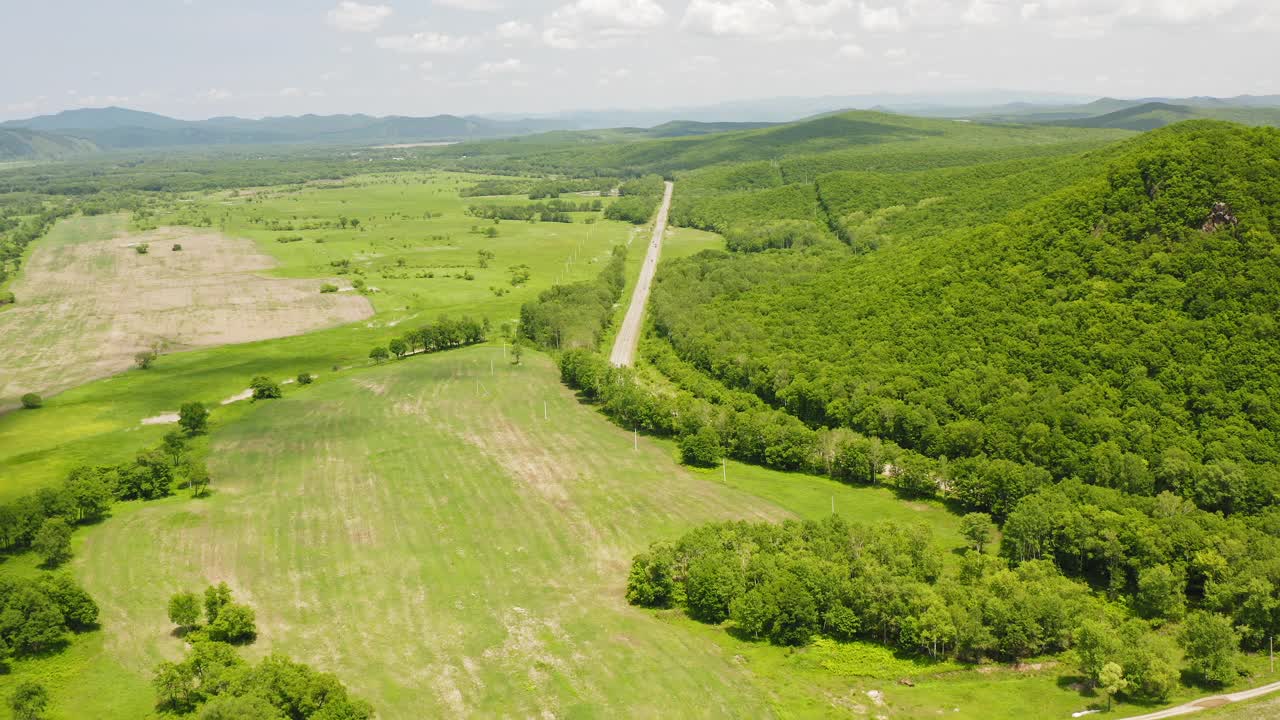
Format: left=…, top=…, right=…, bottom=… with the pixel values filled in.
left=3, top=167, right=1277, bottom=719
left=0, top=173, right=644, bottom=499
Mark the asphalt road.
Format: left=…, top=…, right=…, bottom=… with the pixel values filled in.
left=608, top=180, right=674, bottom=367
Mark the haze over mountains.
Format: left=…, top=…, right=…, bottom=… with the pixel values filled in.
left=3, top=92, right=1280, bottom=161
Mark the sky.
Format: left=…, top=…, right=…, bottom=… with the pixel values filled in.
left=3, top=0, right=1278, bottom=121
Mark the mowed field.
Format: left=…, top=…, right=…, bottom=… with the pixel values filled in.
left=61, top=349, right=784, bottom=718
left=0, top=214, right=370, bottom=407
left=11, top=346, right=983, bottom=719
left=0, top=173, right=648, bottom=499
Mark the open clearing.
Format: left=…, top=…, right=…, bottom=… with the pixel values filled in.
left=0, top=172, right=639, bottom=499
left=16, top=346, right=1248, bottom=719
left=64, top=349, right=789, bottom=718
left=0, top=214, right=370, bottom=406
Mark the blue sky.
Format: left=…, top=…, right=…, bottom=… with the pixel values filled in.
left=3, top=0, right=1277, bottom=120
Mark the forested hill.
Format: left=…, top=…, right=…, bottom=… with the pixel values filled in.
left=651, top=121, right=1280, bottom=517
left=0, top=128, right=98, bottom=161
left=429, top=109, right=1133, bottom=177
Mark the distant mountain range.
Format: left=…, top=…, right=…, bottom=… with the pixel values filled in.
left=2, top=93, right=1279, bottom=162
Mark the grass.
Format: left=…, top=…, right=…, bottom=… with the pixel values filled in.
left=6, top=167, right=1277, bottom=719
left=0, top=172, right=637, bottom=500
left=10, top=345, right=1267, bottom=718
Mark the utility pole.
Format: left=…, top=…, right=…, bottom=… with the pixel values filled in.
left=831, top=495, right=835, bottom=515
left=634, top=428, right=638, bottom=450
left=722, top=458, right=727, bottom=483
left=544, top=401, right=548, bottom=421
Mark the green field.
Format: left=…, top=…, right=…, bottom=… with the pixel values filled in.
left=4, top=161, right=1278, bottom=719
left=0, top=173, right=645, bottom=499
left=8, top=345, right=1270, bottom=718
left=0, top=347, right=966, bottom=718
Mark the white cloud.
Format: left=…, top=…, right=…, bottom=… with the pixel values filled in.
left=436, top=0, right=504, bottom=9
left=198, top=88, right=232, bottom=102
left=326, top=1, right=392, bottom=32
left=837, top=42, right=866, bottom=57
left=682, top=0, right=782, bottom=36
left=884, top=46, right=907, bottom=59
left=496, top=20, right=534, bottom=39
left=279, top=87, right=304, bottom=97
left=1019, top=0, right=1252, bottom=37
left=476, top=57, right=527, bottom=75
left=962, top=0, right=1003, bottom=25
left=682, top=0, right=856, bottom=36
left=376, top=32, right=469, bottom=53
left=543, top=0, right=666, bottom=48
left=785, top=0, right=853, bottom=24
left=858, top=2, right=902, bottom=30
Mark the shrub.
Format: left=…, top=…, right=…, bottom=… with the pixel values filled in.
left=21, top=393, right=42, bottom=409
left=135, top=243, right=149, bottom=255
left=0, top=291, right=15, bottom=306
left=249, top=376, right=281, bottom=400
left=171, top=243, right=183, bottom=251
left=296, top=373, right=314, bottom=385
left=319, top=283, right=339, bottom=293
left=135, top=350, right=158, bottom=369
left=679, top=426, right=723, bottom=468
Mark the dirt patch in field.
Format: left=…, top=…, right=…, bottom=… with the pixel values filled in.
left=0, top=221, right=372, bottom=404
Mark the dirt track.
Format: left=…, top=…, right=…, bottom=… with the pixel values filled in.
left=1116, top=680, right=1280, bottom=719
left=608, top=181, right=673, bottom=367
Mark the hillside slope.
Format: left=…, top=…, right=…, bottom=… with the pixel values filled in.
left=1048, top=102, right=1280, bottom=130
left=0, top=127, right=98, bottom=160
left=650, top=121, right=1280, bottom=516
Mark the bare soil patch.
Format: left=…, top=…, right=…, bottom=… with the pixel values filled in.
left=0, top=221, right=372, bottom=403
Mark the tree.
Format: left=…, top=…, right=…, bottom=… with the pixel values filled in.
left=186, top=460, right=211, bottom=498
left=135, top=349, right=158, bottom=370
left=9, top=681, right=48, bottom=720
left=679, top=426, right=723, bottom=468
left=477, top=249, right=494, bottom=268
left=163, top=431, right=187, bottom=466
left=625, top=543, right=677, bottom=607
left=33, top=518, right=72, bottom=567
left=179, top=402, right=209, bottom=435
left=1074, top=619, right=1121, bottom=685
left=1098, top=661, right=1128, bottom=711
left=196, top=694, right=282, bottom=720
left=38, top=574, right=99, bottom=630
left=20, top=393, right=41, bottom=410
left=153, top=660, right=196, bottom=712
left=64, top=467, right=112, bottom=522
left=389, top=337, right=408, bottom=358
left=250, top=376, right=281, bottom=400
left=510, top=340, right=524, bottom=365
left=959, top=512, right=995, bottom=553
left=168, top=591, right=202, bottom=629
left=204, top=582, right=233, bottom=624
left=296, top=372, right=314, bottom=385
left=1135, top=564, right=1186, bottom=622
left=207, top=603, right=256, bottom=644
left=1180, top=611, right=1240, bottom=685
left=369, top=346, right=389, bottom=364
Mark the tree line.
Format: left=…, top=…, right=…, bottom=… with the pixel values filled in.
left=628, top=515, right=1243, bottom=702
left=465, top=198, right=603, bottom=223
left=519, top=245, right=627, bottom=350
left=369, top=315, right=489, bottom=363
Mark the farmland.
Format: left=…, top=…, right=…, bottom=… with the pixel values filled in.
left=1, top=108, right=1278, bottom=720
